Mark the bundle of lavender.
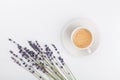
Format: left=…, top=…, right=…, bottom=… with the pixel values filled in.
left=9, top=39, right=76, bottom=80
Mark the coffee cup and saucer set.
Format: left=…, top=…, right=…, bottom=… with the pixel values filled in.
left=61, top=18, right=100, bottom=57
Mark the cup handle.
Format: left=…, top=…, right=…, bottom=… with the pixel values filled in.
left=86, top=48, right=92, bottom=54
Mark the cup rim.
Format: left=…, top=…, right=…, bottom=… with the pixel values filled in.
left=71, top=26, right=94, bottom=50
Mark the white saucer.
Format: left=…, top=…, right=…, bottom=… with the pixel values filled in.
left=61, top=18, right=100, bottom=56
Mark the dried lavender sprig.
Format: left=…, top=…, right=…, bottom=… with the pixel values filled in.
left=9, top=39, right=68, bottom=79
left=25, top=42, right=64, bottom=80
left=42, top=47, right=71, bottom=80
left=9, top=38, right=77, bottom=80
left=9, top=40, right=54, bottom=80
left=50, top=52, right=73, bottom=80
left=31, top=42, right=69, bottom=79
left=25, top=41, right=71, bottom=80
left=28, top=41, right=66, bottom=78
left=50, top=55, right=72, bottom=80
left=28, top=41, right=72, bottom=80
left=9, top=39, right=62, bottom=80
left=29, top=42, right=66, bottom=80
left=51, top=44, right=77, bottom=80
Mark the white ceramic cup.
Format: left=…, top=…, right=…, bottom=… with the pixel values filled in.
left=71, top=26, right=95, bottom=53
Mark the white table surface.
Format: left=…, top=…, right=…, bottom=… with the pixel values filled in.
left=0, top=0, right=120, bottom=80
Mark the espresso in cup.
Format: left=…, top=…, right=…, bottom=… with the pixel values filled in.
left=71, top=27, right=92, bottom=48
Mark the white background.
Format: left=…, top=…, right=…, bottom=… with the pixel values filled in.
left=0, top=0, right=120, bottom=80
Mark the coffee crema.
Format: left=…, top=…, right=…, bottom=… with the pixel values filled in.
left=72, top=28, right=92, bottom=48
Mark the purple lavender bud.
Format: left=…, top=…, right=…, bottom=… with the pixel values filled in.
left=17, top=44, right=22, bottom=50
left=31, top=71, right=35, bottom=74
left=9, top=50, right=13, bottom=53
left=8, top=38, right=12, bottom=41
left=58, top=56, right=64, bottom=64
